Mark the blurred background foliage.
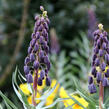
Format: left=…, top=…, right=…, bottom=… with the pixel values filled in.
left=0, top=0, right=109, bottom=108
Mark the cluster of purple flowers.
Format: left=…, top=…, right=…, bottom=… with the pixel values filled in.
left=24, top=6, right=51, bottom=86
left=88, top=24, right=109, bottom=94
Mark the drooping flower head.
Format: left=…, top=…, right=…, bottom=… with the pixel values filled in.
left=24, top=6, right=51, bottom=86
left=88, top=24, right=109, bottom=94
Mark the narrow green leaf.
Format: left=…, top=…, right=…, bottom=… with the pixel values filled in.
left=0, top=91, right=18, bottom=109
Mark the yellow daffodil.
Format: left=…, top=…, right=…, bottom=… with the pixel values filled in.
left=59, top=87, right=88, bottom=109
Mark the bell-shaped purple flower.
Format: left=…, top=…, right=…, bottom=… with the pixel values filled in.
left=96, top=72, right=102, bottom=83
left=33, top=61, right=39, bottom=70
left=94, top=46, right=99, bottom=54
left=105, top=54, right=109, bottom=64
left=88, top=83, right=97, bottom=94
left=30, top=53, right=35, bottom=62
left=40, top=70, right=45, bottom=80
left=95, top=58, right=100, bottom=66
left=91, top=67, right=97, bottom=77
left=102, top=77, right=109, bottom=87
left=46, top=76, right=51, bottom=86
left=100, top=62, right=106, bottom=71
left=33, top=43, right=39, bottom=52
left=99, top=49, right=104, bottom=57
left=102, top=42, right=106, bottom=50
left=24, top=65, right=30, bottom=75
left=106, top=47, right=109, bottom=54
left=26, top=73, right=33, bottom=83
left=38, top=77, right=42, bottom=86
left=24, top=57, right=30, bottom=65
left=88, top=76, right=93, bottom=84
left=28, top=47, right=32, bottom=54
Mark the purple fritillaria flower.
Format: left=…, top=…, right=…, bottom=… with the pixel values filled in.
left=24, top=6, right=51, bottom=86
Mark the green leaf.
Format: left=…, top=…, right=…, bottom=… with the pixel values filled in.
left=0, top=91, right=18, bottom=109
left=12, top=67, right=31, bottom=109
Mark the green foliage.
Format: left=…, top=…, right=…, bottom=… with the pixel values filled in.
left=50, top=51, right=73, bottom=90
left=69, top=32, right=92, bottom=81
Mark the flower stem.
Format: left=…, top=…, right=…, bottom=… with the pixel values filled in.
left=99, top=82, right=104, bottom=109
left=32, top=70, right=38, bottom=106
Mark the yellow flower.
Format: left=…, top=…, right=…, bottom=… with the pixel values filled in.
left=45, top=79, right=60, bottom=106
left=59, top=87, right=88, bottom=109
left=27, top=92, right=40, bottom=104
left=19, top=83, right=30, bottom=95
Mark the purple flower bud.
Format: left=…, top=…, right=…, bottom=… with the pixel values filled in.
left=28, top=47, right=32, bottom=54
left=38, top=25, right=43, bottom=31
left=42, top=29, right=47, bottom=36
left=43, top=22, right=49, bottom=31
left=36, top=19, right=41, bottom=26
left=40, top=17, right=45, bottom=23
left=88, top=83, right=96, bottom=94
left=44, top=45, right=49, bottom=54
left=45, top=69, right=48, bottom=76
left=47, top=61, right=51, bottom=70
left=102, top=42, right=106, bottom=50
left=92, top=61, right=95, bottom=66
left=93, top=29, right=100, bottom=36
left=95, top=58, right=100, bottom=66
left=44, top=56, right=49, bottom=64
left=91, top=67, right=97, bottom=77
left=40, top=6, right=44, bottom=11
left=38, top=77, right=42, bottom=86
left=97, top=39, right=101, bottom=48
left=39, top=50, right=44, bottom=59
left=30, top=53, right=35, bottom=62
left=26, top=73, right=33, bottom=83
left=40, top=70, right=45, bottom=79
left=33, top=61, right=39, bottom=70
left=40, top=36, right=44, bottom=44
left=96, top=72, right=102, bottom=83
left=31, top=33, right=35, bottom=39
left=36, top=32, right=40, bottom=39
left=33, top=43, right=39, bottom=52
left=46, top=76, right=51, bottom=86
left=106, top=47, right=109, bottom=54
left=92, top=54, right=97, bottom=61
left=94, top=35, right=98, bottom=41
left=24, top=65, right=30, bottom=75
left=35, top=15, right=39, bottom=20
left=102, top=77, right=109, bottom=87
left=103, top=37, right=108, bottom=43
left=100, top=62, right=106, bottom=71
left=24, top=57, right=30, bottom=65
left=105, top=54, right=109, bottom=64
left=31, top=38, right=36, bottom=47
left=100, top=34, right=103, bottom=39
left=99, top=49, right=104, bottom=57
left=103, top=31, right=108, bottom=36
left=105, top=72, right=109, bottom=77
left=88, top=76, right=93, bottom=84
left=94, top=46, right=99, bottom=54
